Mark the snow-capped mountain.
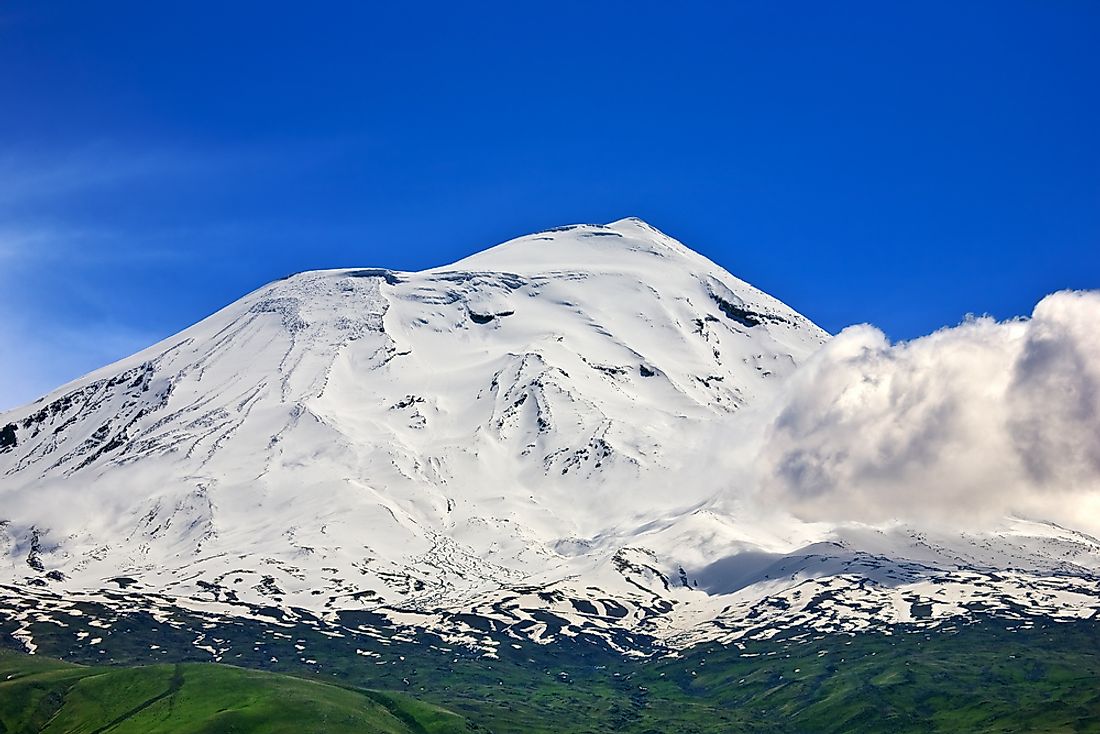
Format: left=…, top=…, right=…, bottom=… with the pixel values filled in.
left=1, top=218, right=1097, bottom=657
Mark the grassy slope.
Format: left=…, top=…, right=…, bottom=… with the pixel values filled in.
left=3, top=621, right=1099, bottom=733
left=0, top=652, right=479, bottom=734
left=659, top=625, right=1100, bottom=734
left=335, top=622, right=1100, bottom=734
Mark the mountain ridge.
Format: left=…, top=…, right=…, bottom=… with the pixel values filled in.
left=1, top=219, right=1097, bottom=659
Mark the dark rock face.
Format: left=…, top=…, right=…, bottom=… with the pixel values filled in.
left=709, top=293, right=764, bottom=328
left=469, top=310, right=514, bottom=324
left=26, top=528, right=44, bottom=572
left=0, top=423, right=15, bottom=452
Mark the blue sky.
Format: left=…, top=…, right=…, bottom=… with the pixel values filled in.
left=1, top=1, right=1098, bottom=409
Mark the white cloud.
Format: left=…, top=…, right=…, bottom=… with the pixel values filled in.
left=754, top=290, right=1100, bottom=531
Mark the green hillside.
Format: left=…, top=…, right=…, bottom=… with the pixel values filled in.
left=0, top=651, right=479, bottom=734
left=3, top=621, right=1100, bottom=733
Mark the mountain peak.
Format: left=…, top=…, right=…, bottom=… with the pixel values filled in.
left=605, top=215, right=664, bottom=231
left=440, top=218, right=696, bottom=275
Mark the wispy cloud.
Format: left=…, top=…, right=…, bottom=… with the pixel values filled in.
left=0, top=221, right=258, bottom=269
left=0, top=314, right=157, bottom=412
left=0, top=144, right=222, bottom=208
left=0, top=138, right=358, bottom=261
left=0, top=141, right=295, bottom=410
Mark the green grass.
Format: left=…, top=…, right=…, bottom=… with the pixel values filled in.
left=3, top=611, right=1100, bottom=733
left=0, top=652, right=480, bottom=734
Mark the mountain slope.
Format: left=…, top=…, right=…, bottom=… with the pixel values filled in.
left=0, top=218, right=1097, bottom=657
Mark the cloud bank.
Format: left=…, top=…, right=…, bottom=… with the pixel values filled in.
left=756, top=290, right=1100, bottom=530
